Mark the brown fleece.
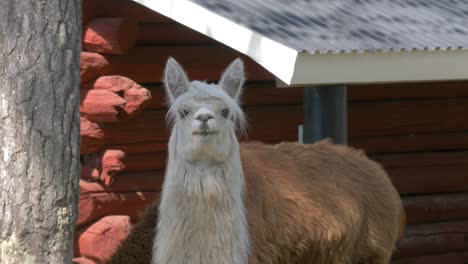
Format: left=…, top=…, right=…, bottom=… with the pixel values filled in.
left=110, top=140, right=405, bottom=264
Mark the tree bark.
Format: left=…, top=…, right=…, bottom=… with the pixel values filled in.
left=0, top=1, right=81, bottom=263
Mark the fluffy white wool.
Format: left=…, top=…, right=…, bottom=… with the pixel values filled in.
left=153, top=58, right=249, bottom=264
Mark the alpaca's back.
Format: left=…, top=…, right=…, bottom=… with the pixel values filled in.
left=110, top=140, right=404, bottom=264
left=241, top=140, right=404, bottom=264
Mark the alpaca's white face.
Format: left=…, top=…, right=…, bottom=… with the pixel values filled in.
left=164, top=58, right=246, bottom=163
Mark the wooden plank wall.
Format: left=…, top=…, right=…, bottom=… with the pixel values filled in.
left=78, top=0, right=468, bottom=262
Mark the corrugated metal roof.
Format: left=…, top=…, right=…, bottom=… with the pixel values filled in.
left=188, top=0, right=468, bottom=53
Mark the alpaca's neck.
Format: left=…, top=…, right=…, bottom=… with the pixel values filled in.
left=154, top=139, right=249, bottom=264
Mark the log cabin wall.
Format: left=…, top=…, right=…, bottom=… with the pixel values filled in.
left=75, top=0, right=468, bottom=263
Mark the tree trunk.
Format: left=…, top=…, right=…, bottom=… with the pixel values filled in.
left=0, top=1, right=81, bottom=263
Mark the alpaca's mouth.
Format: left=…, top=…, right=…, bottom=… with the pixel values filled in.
left=193, top=130, right=219, bottom=137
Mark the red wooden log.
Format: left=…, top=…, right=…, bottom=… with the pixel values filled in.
left=80, top=117, right=104, bottom=155
left=79, top=106, right=302, bottom=148
left=80, top=89, right=126, bottom=123
left=78, top=181, right=159, bottom=227
left=79, top=171, right=164, bottom=193
left=402, top=193, right=468, bottom=224
left=83, top=0, right=171, bottom=24
left=349, top=98, right=468, bottom=138
left=123, top=151, right=167, bottom=172
left=350, top=132, right=468, bottom=154
left=372, top=152, right=468, bottom=169
left=137, top=23, right=217, bottom=45
left=80, top=52, right=111, bottom=84
left=392, top=251, right=468, bottom=264
left=96, top=0, right=171, bottom=23
left=386, top=166, right=468, bottom=195
left=106, top=142, right=168, bottom=155
left=81, top=150, right=126, bottom=186
left=145, top=82, right=304, bottom=110
left=78, top=215, right=132, bottom=263
left=84, top=17, right=138, bottom=55
left=101, top=45, right=274, bottom=83
left=395, top=221, right=468, bottom=259
left=73, top=257, right=96, bottom=264
left=349, top=81, right=468, bottom=101
left=89, top=75, right=152, bottom=118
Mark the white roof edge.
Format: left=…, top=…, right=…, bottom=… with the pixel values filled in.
left=286, top=49, right=468, bottom=86
left=132, top=0, right=299, bottom=85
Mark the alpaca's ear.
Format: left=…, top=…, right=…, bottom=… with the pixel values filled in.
left=164, top=57, right=190, bottom=103
left=219, top=58, right=245, bottom=101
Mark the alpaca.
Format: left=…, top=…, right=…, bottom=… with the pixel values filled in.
left=110, top=58, right=405, bottom=264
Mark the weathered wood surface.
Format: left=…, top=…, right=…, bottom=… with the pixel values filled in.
left=146, top=82, right=304, bottom=110
left=0, top=0, right=81, bottom=263
left=392, top=251, right=468, bottom=264
left=348, top=98, right=468, bottom=138
left=402, top=193, right=468, bottom=224
left=82, top=0, right=171, bottom=24
left=79, top=46, right=274, bottom=83
left=77, top=179, right=161, bottom=227
left=81, top=150, right=126, bottom=186
left=79, top=172, right=164, bottom=193
left=395, top=221, right=468, bottom=259
left=81, top=76, right=152, bottom=122
left=77, top=215, right=132, bottom=263
left=80, top=52, right=111, bottom=83
left=84, top=17, right=138, bottom=54
left=80, top=89, right=127, bottom=122
left=73, top=257, right=96, bottom=264
left=388, top=166, right=468, bottom=194
left=372, top=152, right=468, bottom=168
left=80, top=117, right=105, bottom=154
left=80, top=106, right=303, bottom=148
left=137, top=23, right=218, bottom=45
left=349, top=81, right=468, bottom=101
left=350, top=132, right=468, bottom=153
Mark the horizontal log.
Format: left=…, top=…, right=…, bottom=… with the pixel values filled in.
left=78, top=187, right=158, bottom=227
left=82, top=0, right=171, bottom=24
left=80, top=52, right=111, bottom=84
left=85, top=75, right=152, bottom=120
left=78, top=215, right=131, bottom=263
left=79, top=171, right=164, bottom=193
left=80, top=117, right=104, bottom=155
left=402, top=193, right=468, bottom=224
left=137, top=23, right=217, bottom=45
left=73, top=257, right=95, bottom=264
left=388, top=166, right=468, bottom=194
left=105, top=141, right=167, bottom=155
left=84, top=17, right=138, bottom=54
left=392, top=251, right=468, bottom=264
left=349, top=81, right=468, bottom=101
left=81, top=150, right=126, bottom=186
left=349, top=132, right=468, bottom=153
left=82, top=148, right=467, bottom=195
left=125, top=152, right=167, bottom=172
left=371, top=152, right=468, bottom=169
left=92, top=46, right=274, bottom=83
left=80, top=89, right=127, bottom=122
left=395, top=221, right=468, bottom=258
left=146, top=82, right=304, bottom=110
left=348, top=98, right=468, bottom=138
left=81, top=106, right=302, bottom=149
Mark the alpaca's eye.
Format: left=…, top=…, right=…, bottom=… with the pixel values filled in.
left=221, top=108, right=229, bottom=118
left=180, top=109, right=190, bottom=119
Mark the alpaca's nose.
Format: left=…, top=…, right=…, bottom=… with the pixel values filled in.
left=195, top=112, right=214, bottom=122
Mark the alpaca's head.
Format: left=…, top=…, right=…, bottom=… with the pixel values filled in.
left=164, top=57, right=246, bottom=163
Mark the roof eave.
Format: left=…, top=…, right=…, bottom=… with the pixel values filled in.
left=285, top=49, right=468, bottom=86
left=133, top=0, right=299, bottom=85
